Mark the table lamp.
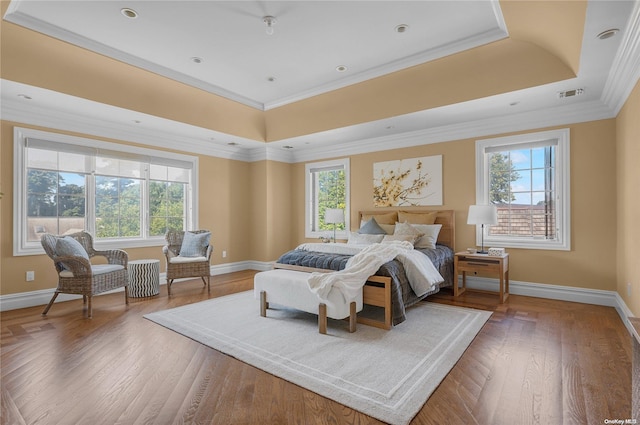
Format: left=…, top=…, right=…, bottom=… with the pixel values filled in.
left=324, top=208, right=345, bottom=243
left=467, top=204, right=498, bottom=254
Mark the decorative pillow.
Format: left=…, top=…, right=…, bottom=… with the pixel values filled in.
left=358, top=217, right=387, bottom=235
left=360, top=221, right=395, bottom=235
left=347, top=232, right=385, bottom=245
left=379, top=223, right=396, bottom=235
left=394, top=221, right=425, bottom=240
left=398, top=211, right=438, bottom=224
left=56, top=236, right=89, bottom=260
left=411, top=224, right=443, bottom=249
left=361, top=211, right=398, bottom=225
left=381, top=234, right=420, bottom=245
left=180, top=231, right=211, bottom=257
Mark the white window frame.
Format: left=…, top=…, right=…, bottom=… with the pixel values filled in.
left=13, top=127, right=199, bottom=256
left=475, top=128, right=570, bottom=251
left=305, top=158, right=350, bottom=240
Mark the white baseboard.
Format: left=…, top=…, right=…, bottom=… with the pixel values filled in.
left=0, top=260, right=275, bottom=312
left=1, top=263, right=634, bottom=335
left=461, top=276, right=636, bottom=335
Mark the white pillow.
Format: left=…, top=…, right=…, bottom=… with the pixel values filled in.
left=347, top=232, right=384, bottom=245
left=381, top=234, right=420, bottom=245
left=411, top=224, right=443, bottom=249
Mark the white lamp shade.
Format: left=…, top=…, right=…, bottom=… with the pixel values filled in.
left=324, top=208, right=345, bottom=224
left=467, top=204, right=498, bottom=225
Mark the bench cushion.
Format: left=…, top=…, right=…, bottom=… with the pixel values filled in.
left=254, top=269, right=363, bottom=320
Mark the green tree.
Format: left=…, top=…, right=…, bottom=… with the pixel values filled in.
left=317, top=169, right=345, bottom=231
left=149, top=181, right=185, bottom=236
left=27, top=169, right=58, bottom=216
left=95, top=176, right=141, bottom=238
left=489, top=153, right=519, bottom=204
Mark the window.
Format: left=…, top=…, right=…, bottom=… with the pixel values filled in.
left=475, top=128, right=570, bottom=250
left=14, top=127, right=198, bottom=255
left=305, top=158, right=350, bottom=240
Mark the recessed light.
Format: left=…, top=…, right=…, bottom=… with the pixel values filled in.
left=385, top=125, right=394, bottom=130
left=17, top=94, right=32, bottom=100
left=395, top=24, right=409, bottom=33
left=133, top=120, right=141, bottom=124
left=283, top=145, right=293, bottom=149
left=597, top=28, right=619, bottom=40
left=509, top=101, right=520, bottom=107
left=336, top=65, right=347, bottom=72
left=121, top=8, right=138, bottom=19
left=267, top=76, right=276, bottom=82
left=227, top=142, right=238, bottom=146
left=191, top=57, right=203, bottom=64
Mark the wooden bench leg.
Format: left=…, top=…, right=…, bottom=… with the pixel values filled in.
left=319, top=303, right=327, bottom=334
left=260, top=290, right=267, bottom=317
left=349, top=301, right=357, bottom=333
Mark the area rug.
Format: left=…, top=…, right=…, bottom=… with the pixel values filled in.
left=144, top=291, right=491, bottom=425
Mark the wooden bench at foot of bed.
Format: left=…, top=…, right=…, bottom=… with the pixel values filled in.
left=272, top=263, right=392, bottom=330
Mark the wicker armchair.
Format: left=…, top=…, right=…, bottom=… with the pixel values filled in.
left=163, top=230, right=212, bottom=295
left=41, top=231, right=129, bottom=318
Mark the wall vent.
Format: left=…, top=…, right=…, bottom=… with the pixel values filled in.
left=558, top=88, right=584, bottom=99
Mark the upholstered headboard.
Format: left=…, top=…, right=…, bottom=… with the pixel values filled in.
left=357, top=209, right=455, bottom=251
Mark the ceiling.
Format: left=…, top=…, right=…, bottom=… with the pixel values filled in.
left=2, top=1, right=640, bottom=162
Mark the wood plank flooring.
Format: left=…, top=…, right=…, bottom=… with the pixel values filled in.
left=1, top=271, right=632, bottom=424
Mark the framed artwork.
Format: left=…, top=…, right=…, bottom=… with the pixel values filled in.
left=373, top=155, right=442, bottom=207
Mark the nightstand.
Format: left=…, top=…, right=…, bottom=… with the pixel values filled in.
left=454, top=252, right=509, bottom=303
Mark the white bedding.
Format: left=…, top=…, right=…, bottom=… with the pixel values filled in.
left=302, top=241, right=444, bottom=302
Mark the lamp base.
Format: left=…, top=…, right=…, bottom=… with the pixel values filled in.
left=477, top=250, right=489, bottom=254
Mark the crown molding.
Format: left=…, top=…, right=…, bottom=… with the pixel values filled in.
left=601, top=0, right=640, bottom=114
left=287, top=99, right=616, bottom=163
left=1, top=98, right=257, bottom=162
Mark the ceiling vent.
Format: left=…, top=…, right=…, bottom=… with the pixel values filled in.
left=558, top=88, right=584, bottom=99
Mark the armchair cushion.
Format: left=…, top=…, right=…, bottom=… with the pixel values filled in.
left=59, top=264, right=125, bottom=278
left=169, top=255, right=208, bottom=264
left=180, top=231, right=211, bottom=257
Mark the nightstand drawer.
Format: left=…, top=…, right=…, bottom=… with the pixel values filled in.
left=457, top=261, right=501, bottom=274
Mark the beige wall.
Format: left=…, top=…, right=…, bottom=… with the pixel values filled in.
left=291, top=120, right=618, bottom=291
left=617, top=80, right=640, bottom=316
left=0, top=120, right=258, bottom=296
left=0, top=113, right=628, bottom=299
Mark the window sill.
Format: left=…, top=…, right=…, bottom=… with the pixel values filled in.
left=14, top=238, right=167, bottom=257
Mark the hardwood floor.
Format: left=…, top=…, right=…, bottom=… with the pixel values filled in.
left=1, top=271, right=632, bottom=424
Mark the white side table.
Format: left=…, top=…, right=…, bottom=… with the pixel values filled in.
left=128, top=259, right=160, bottom=297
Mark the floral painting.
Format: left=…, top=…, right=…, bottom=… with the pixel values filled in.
left=373, top=155, right=442, bottom=207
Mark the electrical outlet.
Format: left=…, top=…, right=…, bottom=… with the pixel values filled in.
left=628, top=282, right=632, bottom=297
left=222, top=250, right=227, bottom=258
left=26, top=271, right=35, bottom=281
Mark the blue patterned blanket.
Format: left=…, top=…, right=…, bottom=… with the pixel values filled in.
left=275, top=244, right=454, bottom=325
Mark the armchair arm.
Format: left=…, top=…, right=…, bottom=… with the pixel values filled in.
left=163, top=245, right=178, bottom=259
left=205, top=245, right=213, bottom=260
left=54, top=256, right=93, bottom=277
left=94, top=249, right=128, bottom=267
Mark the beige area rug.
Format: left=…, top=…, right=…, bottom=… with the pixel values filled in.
left=144, top=291, right=491, bottom=425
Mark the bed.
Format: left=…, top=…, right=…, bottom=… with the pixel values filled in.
left=274, top=209, right=455, bottom=329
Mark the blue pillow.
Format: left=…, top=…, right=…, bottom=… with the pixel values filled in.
left=358, top=217, right=387, bottom=235
left=56, top=236, right=89, bottom=260
left=180, top=231, right=211, bottom=257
